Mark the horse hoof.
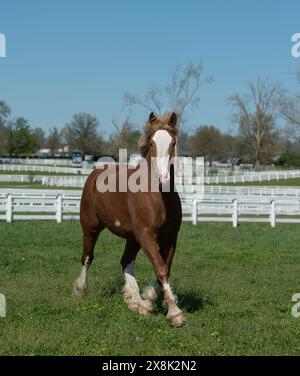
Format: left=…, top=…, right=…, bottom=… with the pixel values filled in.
left=127, top=303, right=139, bottom=313
left=137, top=305, right=153, bottom=317
left=73, top=280, right=86, bottom=297
left=142, top=285, right=158, bottom=302
left=168, top=313, right=186, bottom=327
left=127, top=302, right=153, bottom=317
left=73, top=287, right=84, bottom=297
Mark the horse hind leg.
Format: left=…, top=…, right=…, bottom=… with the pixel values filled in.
left=73, top=221, right=104, bottom=296
left=121, top=239, right=154, bottom=316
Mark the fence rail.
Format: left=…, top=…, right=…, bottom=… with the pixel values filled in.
left=1, top=189, right=300, bottom=227
left=204, top=170, right=300, bottom=184
left=2, top=158, right=73, bottom=166
left=2, top=165, right=300, bottom=184
left=41, top=174, right=300, bottom=191
left=203, top=185, right=300, bottom=196
left=42, top=175, right=87, bottom=187
left=0, top=189, right=82, bottom=223
left=0, top=174, right=45, bottom=183
left=0, top=164, right=92, bottom=175
left=2, top=172, right=300, bottom=199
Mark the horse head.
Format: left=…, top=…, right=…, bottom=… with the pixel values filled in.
left=140, top=112, right=177, bottom=184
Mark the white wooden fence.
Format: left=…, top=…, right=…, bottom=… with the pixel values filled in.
left=203, top=185, right=300, bottom=197
left=1, top=189, right=300, bottom=227
left=6, top=158, right=73, bottom=166
left=42, top=175, right=87, bottom=187
left=204, top=170, right=300, bottom=184
left=2, top=172, right=300, bottom=200
left=2, top=165, right=300, bottom=184
left=0, top=189, right=82, bottom=223
left=42, top=175, right=300, bottom=190
left=0, top=174, right=45, bottom=183
left=0, top=164, right=92, bottom=175
left=40, top=175, right=300, bottom=198
left=181, top=195, right=300, bottom=227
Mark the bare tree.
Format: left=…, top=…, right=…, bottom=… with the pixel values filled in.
left=165, top=63, right=212, bottom=126
left=280, top=95, right=300, bottom=127
left=62, top=113, right=103, bottom=155
left=0, top=100, right=11, bottom=153
left=46, top=127, right=62, bottom=154
left=109, top=118, right=141, bottom=157
left=190, top=125, right=224, bottom=164
left=280, top=72, right=300, bottom=140
left=0, top=100, right=10, bottom=126
left=33, top=127, right=46, bottom=152
left=123, top=62, right=212, bottom=151
left=229, top=78, right=284, bottom=170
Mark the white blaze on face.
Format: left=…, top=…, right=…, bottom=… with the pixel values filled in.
left=152, top=130, right=172, bottom=183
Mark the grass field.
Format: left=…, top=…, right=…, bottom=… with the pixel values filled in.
left=1, top=221, right=300, bottom=355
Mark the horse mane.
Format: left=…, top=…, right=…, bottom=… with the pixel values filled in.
left=139, top=113, right=177, bottom=157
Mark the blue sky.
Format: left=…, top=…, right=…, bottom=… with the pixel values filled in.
left=0, top=0, right=300, bottom=138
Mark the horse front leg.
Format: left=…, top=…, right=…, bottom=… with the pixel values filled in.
left=137, top=228, right=186, bottom=327
left=121, top=238, right=154, bottom=316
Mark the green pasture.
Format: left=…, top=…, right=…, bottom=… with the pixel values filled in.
left=0, top=221, right=300, bottom=355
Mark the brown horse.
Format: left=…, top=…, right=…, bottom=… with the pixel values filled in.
left=74, top=112, right=186, bottom=327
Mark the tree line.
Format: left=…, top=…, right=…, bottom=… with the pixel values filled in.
left=0, top=106, right=142, bottom=158
left=1, top=63, right=300, bottom=168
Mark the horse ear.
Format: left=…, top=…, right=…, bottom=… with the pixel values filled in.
left=169, top=112, right=177, bottom=128
left=149, top=112, right=157, bottom=123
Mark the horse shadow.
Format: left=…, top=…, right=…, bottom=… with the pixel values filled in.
left=100, top=278, right=214, bottom=314
left=155, top=291, right=214, bottom=313
left=177, top=293, right=214, bottom=313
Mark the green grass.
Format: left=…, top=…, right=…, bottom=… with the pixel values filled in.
left=1, top=221, right=300, bottom=355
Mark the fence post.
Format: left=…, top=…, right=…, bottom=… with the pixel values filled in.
left=232, top=199, right=238, bottom=228
left=56, top=194, right=62, bottom=223
left=192, top=198, right=198, bottom=225
left=6, top=193, right=12, bottom=223
left=270, top=200, right=276, bottom=228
